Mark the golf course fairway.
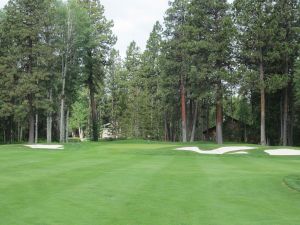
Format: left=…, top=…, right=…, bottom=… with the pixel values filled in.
left=0, top=140, right=300, bottom=225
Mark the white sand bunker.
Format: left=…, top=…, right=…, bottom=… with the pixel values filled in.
left=265, top=149, right=300, bottom=156
left=25, top=144, right=64, bottom=150
left=176, top=146, right=256, bottom=155
left=176, top=147, right=202, bottom=154
left=229, top=151, right=249, bottom=155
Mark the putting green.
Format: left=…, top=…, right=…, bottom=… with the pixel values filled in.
left=0, top=140, right=300, bottom=225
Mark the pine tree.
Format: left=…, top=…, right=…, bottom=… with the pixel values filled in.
left=123, top=41, right=143, bottom=137
left=140, top=21, right=164, bottom=139
left=79, top=0, right=116, bottom=141
left=105, top=49, right=123, bottom=137
left=189, top=0, right=234, bottom=144
left=273, top=0, right=300, bottom=146
left=234, top=0, right=276, bottom=145
left=2, top=0, right=57, bottom=143
left=69, top=89, right=89, bottom=140
left=0, top=8, right=15, bottom=143
left=164, top=0, right=190, bottom=142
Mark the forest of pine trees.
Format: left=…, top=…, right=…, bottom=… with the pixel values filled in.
left=1, top=0, right=300, bottom=146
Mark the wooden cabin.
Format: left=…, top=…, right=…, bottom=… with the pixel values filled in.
left=203, top=115, right=258, bottom=143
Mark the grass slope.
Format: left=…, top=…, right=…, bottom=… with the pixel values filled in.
left=0, top=140, right=300, bottom=225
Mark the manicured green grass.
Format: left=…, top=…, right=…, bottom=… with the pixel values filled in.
left=0, top=140, right=300, bottom=225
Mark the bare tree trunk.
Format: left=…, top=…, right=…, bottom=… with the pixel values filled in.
left=28, top=36, right=34, bottom=144
left=150, top=97, right=153, bottom=132
left=111, top=94, right=115, bottom=137
left=180, top=77, right=187, bottom=142
left=216, top=83, right=223, bottom=145
left=259, top=50, right=266, bottom=146
left=10, top=118, right=13, bottom=143
left=79, top=127, right=84, bottom=140
left=288, top=86, right=294, bottom=146
left=289, top=111, right=294, bottom=146
left=200, top=102, right=205, bottom=141
left=20, top=126, right=23, bottom=143
left=89, top=82, right=98, bottom=141
left=35, top=113, right=38, bottom=144
left=60, top=57, right=66, bottom=143
left=283, top=55, right=290, bottom=146
left=164, top=111, right=168, bottom=141
left=17, top=122, right=20, bottom=142
left=282, top=87, right=288, bottom=146
left=170, top=119, right=173, bottom=141
left=3, top=129, right=6, bottom=144
left=47, top=89, right=52, bottom=143
left=280, top=93, right=284, bottom=145
left=244, top=124, right=248, bottom=143
left=47, top=115, right=52, bottom=143
left=60, top=5, right=72, bottom=143
left=190, top=101, right=198, bottom=142
left=206, top=103, right=210, bottom=141
left=187, top=100, right=193, bottom=140
left=28, top=113, right=35, bottom=144
left=65, top=109, right=69, bottom=143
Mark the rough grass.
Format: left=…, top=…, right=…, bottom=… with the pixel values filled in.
left=283, top=175, right=300, bottom=192
left=0, top=140, right=300, bottom=225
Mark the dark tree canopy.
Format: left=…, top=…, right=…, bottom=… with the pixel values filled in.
left=0, top=0, right=300, bottom=146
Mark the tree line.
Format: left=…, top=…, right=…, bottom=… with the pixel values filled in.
left=1, top=0, right=300, bottom=146
left=0, top=0, right=115, bottom=143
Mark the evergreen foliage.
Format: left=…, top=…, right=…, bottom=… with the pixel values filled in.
left=0, top=0, right=300, bottom=145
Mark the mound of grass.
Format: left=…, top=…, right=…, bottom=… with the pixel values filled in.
left=283, top=175, right=300, bottom=192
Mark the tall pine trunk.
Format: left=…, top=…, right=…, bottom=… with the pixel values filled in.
left=79, top=127, right=84, bottom=140
left=259, top=49, right=266, bottom=146
left=164, top=111, right=168, bottom=141
left=282, top=56, right=289, bottom=146
left=180, top=76, right=187, bottom=142
left=206, top=103, right=210, bottom=141
left=65, top=109, right=69, bottom=142
left=28, top=112, right=35, bottom=144
left=35, top=114, right=38, bottom=144
left=60, top=57, right=66, bottom=143
left=87, top=47, right=98, bottom=142
left=47, top=114, right=52, bottom=144
left=18, top=122, right=23, bottom=142
left=28, top=37, right=34, bottom=144
left=60, top=5, right=72, bottom=143
left=3, top=128, right=6, bottom=144
left=216, top=82, right=223, bottom=144
left=47, top=89, right=52, bottom=143
left=283, top=87, right=288, bottom=146
left=190, top=101, right=198, bottom=142
left=280, top=94, right=283, bottom=144
left=89, top=82, right=98, bottom=141
left=17, top=122, right=20, bottom=143
left=244, top=124, right=248, bottom=143
left=288, top=101, right=294, bottom=146
left=20, top=126, right=23, bottom=143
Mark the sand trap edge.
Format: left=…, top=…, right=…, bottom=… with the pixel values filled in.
left=25, top=145, right=64, bottom=150
left=175, top=146, right=256, bottom=155
left=265, top=149, right=300, bottom=156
